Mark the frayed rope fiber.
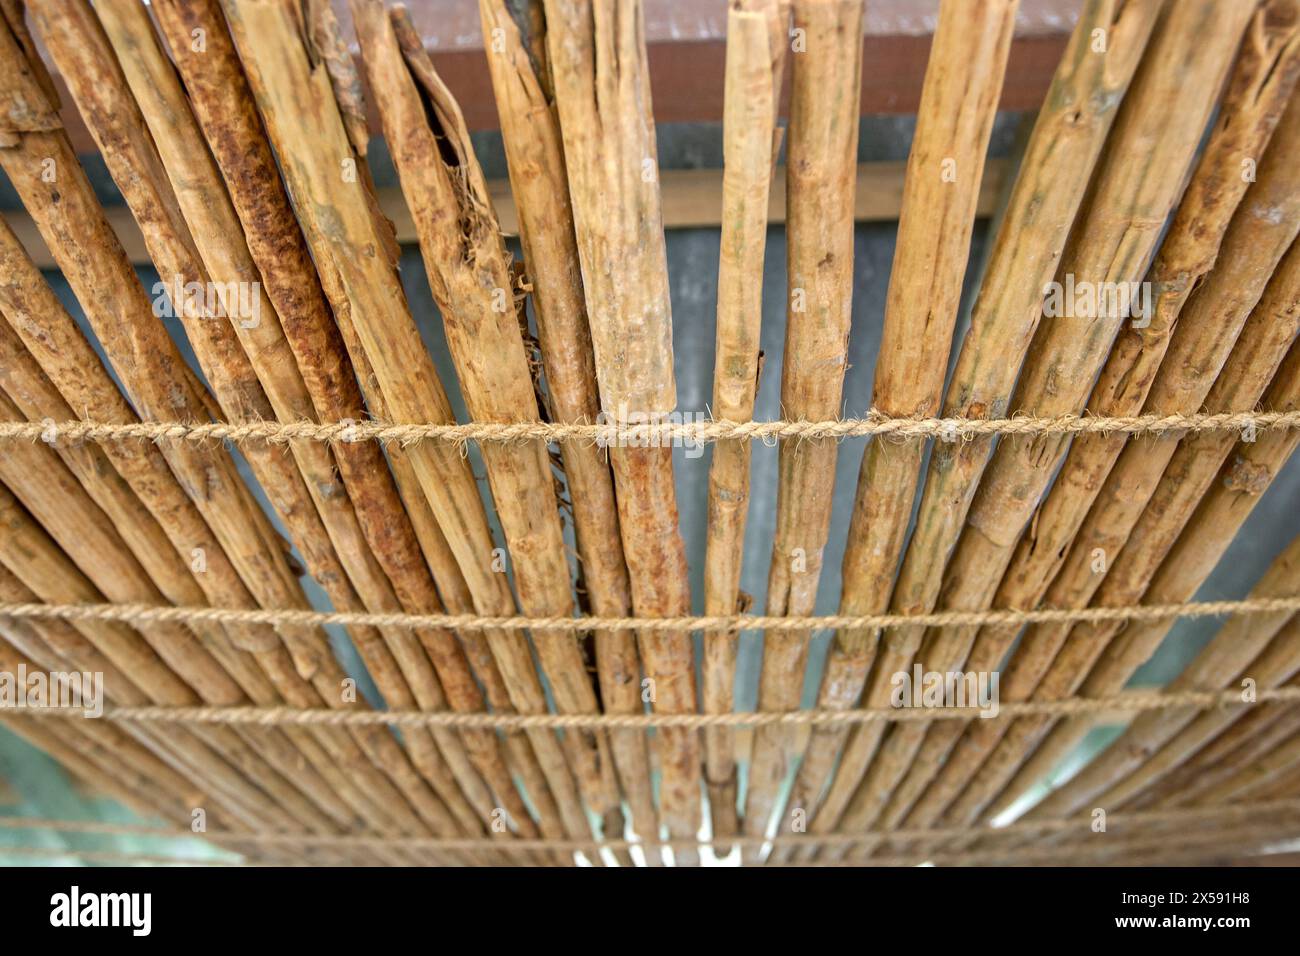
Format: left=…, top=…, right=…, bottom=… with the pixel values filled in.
left=0, top=407, right=1294, bottom=448
left=1, top=593, right=1298, bottom=633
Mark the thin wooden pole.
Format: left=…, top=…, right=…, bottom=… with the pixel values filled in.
left=825, top=1, right=1256, bottom=850
left=737, top=0, right=864, bottom=860
left=0, top=230, right=428, bottom=859
left=0, top=483, right=337, bottom=836
left=700, top=0, right=788, bottom=853
left=958, top=113, right=1300, bottom=832
left=89, top=0, right=524, bottom=847
left=883, top=6, right=1300, bottom=837
left=795, top=0, right=1168, bottom=856
left=353, top=0, right=633, bottom=858
left=1028, top=534, right=1300, bottom=819
left=34, top=3, right=481, bottom=850
left=0, top=13, right=468, bottom=855
left=1129, top=668, right=1300, bottom=811
left=0, top=576, right=356, bottom=863
left=948, top=333, right=1300, bottom=836
left=218, top=0, right=592, bottom=853
left=770, top=0, right=1018, bottom=862
left=147, top=0, right=544, bottom=854
left=475, top=0, right=665, bottom=853
left=542, top=0, right=702, bottom=862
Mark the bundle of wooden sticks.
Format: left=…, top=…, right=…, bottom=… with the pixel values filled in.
left=1, top=0, right=1299, bottom=867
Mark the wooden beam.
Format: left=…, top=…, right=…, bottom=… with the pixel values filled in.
left=5, top=159, right=1010, bottom=269
left=29, top=1, right=1073, bottom=152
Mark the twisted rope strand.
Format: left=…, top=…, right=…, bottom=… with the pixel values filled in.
left=0, top=408, right=1293, bottom=447
left=1, top=593, right=1298, bottom=634
left=8, top=685, right=1298, bottom=729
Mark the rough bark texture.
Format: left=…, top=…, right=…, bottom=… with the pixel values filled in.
left=1, top=5, right=469, bottom=859
left=885, top=3, right=1300, bottom=836
left=476, top=0, right=661, bottom=854
left=698, top=0, right=789, bottom=853
left=960, top=107, right=1300, bottom=830
left=542, top=0, right=701, bottom=862
left=737, top=0, right=865, bottom=859
left=353, top=0, right=630, bottom=855
left=804, top=0, right=1172, bottom=857
left=90, top=0, right=503, bottom=842
left=772, top=0, right=1021, bottom=861
left=219, top=0, right=592, bottom=853
left=1028, top=532, right=1300, bottom=819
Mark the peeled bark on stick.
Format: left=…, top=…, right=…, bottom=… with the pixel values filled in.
left=965, top=147, right=1300, bottom=830
left=805, top=0, right=1179, bottom=852
left=0, top=21, right=464, bottom=856
left=769, top=0, right=1018, bottom=861
left=1028, top=534, right=1300, bottom=820
left=90, top=0, right=520, bottom=848
left=218, top=0, right=591, bottom=851
left=880, top=7, right=1300, bottom=836
left=0, top=482, right=345, bottom=836
left=695, top=0, right=788, bottom=852
left=27, top=0, right=482, bottom=846
left=476, top=0, right=663, bottom=850
left=148, top=0, right=542, bottom=851
left=353, top=0, right=630, bottom=853
left=736, top=0, right=864, bottom=858
left=831, top=0, right=1255, bottom=849
left=542, top=0, right=701, bottom=861
left=1133, top=668, right=1300, bottom=810
left=0, top=239, right=429, bottom=860
left=961, top=338, right=1300, bottom=839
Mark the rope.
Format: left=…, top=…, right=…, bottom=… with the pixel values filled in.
left=2, top=593, right=1297, bottom=635
left=2, top=796, right=1296, bottom=849
left=8, top=685, right=1299, bottom=729
left=0, top=408, right=1293, bottom=447
left=3, top=798, right=1298, bottom=858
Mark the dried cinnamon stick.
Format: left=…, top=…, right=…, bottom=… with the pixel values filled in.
left=698, top=0, right=788, bottom=853
left=882, top=5, right=1300, bottom=836
left=542, top=0, right=702, bottom=861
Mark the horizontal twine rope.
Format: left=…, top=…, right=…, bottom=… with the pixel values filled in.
left=8, top=686, right=1299, bottom=729
left=0, top=408, right=1294, bottom=448
left=1, top=593, right=1297, bottom=635
left=4, top=796, right=1298, bottom=853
